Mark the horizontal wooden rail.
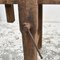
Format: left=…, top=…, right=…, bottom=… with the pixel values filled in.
left=0, top=0, right=60, bottom=4
left=0, top=0, right=17, bottom=4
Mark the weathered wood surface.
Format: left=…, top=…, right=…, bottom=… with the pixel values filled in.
left=1, top=0, right=60, bottom=4
left=38, top=0, right=60, bottom=4
left=17, top=0, right=39, bottom=60
left=0, top=0, right=16, bottom=4
left=5, top=4, right=15, bottom=22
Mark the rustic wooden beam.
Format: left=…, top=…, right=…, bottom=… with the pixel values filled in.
left=0, top=0, right=15, bottom=4
left=17, top=0, right=39, bottom=60
left=5, top=4, right=15, bottom=23
left=38, top=4, right=42, bottom=49
left=0, top=0, right=60, bottom=4
left=38, top=0, right=60, bottom=4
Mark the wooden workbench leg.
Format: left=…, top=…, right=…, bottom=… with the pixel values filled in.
left=38, top=4, right=42, bottom=49
left=17, top=0, right=38, bottom=60
left=5, top=4, right=15, bottom=23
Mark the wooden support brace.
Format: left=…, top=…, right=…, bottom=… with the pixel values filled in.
left=5, top=4, right=15, bottom=23
left=17, top=0, right=39, bottom=60
left=38, top=4, right=42, bottom=49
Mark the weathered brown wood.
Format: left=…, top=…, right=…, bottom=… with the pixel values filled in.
left=38, top=4, right=42, bottom=49
left=17, top=0, right=39, bottom=60
left=38, top=0, right=60, bottom=4
left=0, top=0, right=15, bottom=4
left=5, top=4, right=15, bottom=22
left=0, top=0, right=60, bottom=4
left=43, top=0, right=60, bottom=4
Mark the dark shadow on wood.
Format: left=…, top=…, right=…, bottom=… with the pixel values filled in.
left=5, top=4, right=15, bottom=23
left=38, top=4, right=42, bottom=49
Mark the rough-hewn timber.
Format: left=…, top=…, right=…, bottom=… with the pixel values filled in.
left=0, top=0, right=15, bottom=4
left=17, top=0, right=39, bottom=60
left=1, top=0, right=60, bottom=4
left=5, top=4, right=15, bottom=22
left=38, top=0, right=60, bottom=4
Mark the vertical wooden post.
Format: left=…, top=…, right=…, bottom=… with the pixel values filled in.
left=17, top=0, right=39, bottom=60
left=5, top=4, right=15, bottom=23
left=38, top=4, right=42, bottom=49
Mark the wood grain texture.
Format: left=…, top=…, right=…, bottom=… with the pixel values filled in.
left=38, top=0, right=60, bottom=4
left=18, top=0, right=39, bottom=60
left=0, top=0, right=16, bottom=4
left=5, top=4, right=15, bottom=23
left=0, top=0, right=60, bottom=4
